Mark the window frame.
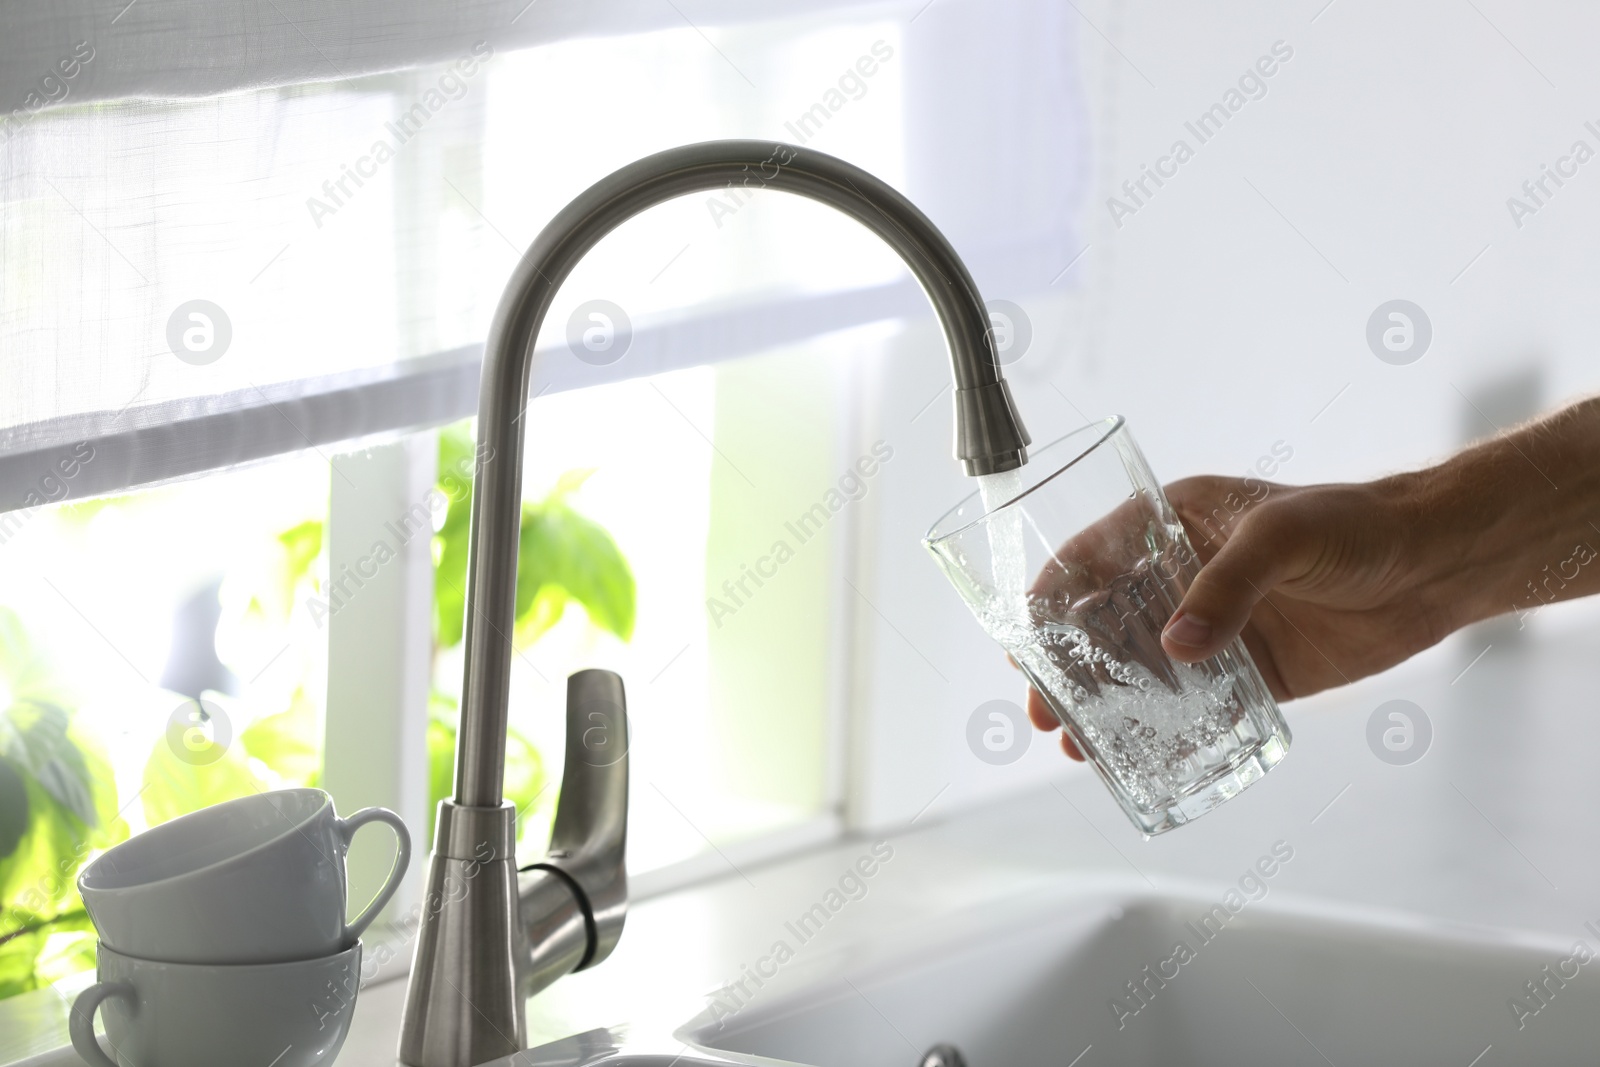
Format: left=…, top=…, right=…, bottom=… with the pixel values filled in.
left=0, top=0, right=1084, bottom=926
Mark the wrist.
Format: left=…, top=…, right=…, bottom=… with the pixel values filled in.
left=1368, top=468, right=1487, bottom=636
left=1385, top=466, right=1524, bottom=630
left=1390, top=404, right=1600, bottom=629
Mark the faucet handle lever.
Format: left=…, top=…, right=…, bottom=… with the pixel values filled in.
left=538, top=668, right=628, bottom=970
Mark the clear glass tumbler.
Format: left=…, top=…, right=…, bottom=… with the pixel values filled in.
left=925, top=416, right=1291, bottom=836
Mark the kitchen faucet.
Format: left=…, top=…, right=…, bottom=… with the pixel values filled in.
left=398, top=139, right=1032, bottom=1067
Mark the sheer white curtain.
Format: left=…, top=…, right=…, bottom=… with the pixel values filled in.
left=0, top=0, right=1084, bottom=509
left=0, top=0, right=880, bottom=105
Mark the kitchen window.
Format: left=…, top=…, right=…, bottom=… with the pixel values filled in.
left=0, top=0, right=1082, bottom=1003
left=0, top=13, right=906, bottom=998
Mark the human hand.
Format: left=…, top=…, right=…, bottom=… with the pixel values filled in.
left=1024, top=473, right=1455, bottom=760
left=1024, top=396, right=1600, bottom=761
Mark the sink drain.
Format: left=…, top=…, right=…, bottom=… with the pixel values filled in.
left=918, top=1044, right=968, bottom=1067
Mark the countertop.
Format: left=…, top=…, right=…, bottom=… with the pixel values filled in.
left=10, top=616, right=1598, bottom=1065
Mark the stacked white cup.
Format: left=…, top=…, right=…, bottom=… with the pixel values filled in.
left=70, top=789, right=410, bottom=1067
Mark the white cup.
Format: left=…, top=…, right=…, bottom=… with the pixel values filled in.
left=70, top=941, right=362, bottom=1067
left=78, top=788, right=410, bottom=964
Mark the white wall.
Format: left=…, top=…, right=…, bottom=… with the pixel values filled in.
left=851, top=0, right=1600, bottom=830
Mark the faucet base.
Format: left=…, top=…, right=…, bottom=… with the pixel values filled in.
left=398, top=801, right=523, bottom=1067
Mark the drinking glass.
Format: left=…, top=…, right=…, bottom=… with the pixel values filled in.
left=925, top=416, right=1291, bottom=836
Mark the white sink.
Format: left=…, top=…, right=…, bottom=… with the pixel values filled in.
left=664, top=884, right=1597, bottom=1066
left=40, top=880, right=1595, bottom=1067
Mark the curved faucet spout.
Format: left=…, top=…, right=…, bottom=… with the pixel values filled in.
left=401, top=140, right=1030, bottom=1067
left=456, top=139, right=1029, bottom=809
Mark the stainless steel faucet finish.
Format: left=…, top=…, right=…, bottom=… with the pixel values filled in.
left=400, top=669, right=626, bottom=1067
left=398, top=140, right=1031, bottom=1067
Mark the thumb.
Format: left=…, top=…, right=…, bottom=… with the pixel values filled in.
left=1161, top=504, right=1314, bottom=662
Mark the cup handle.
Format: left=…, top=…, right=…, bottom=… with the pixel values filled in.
left=69, top=981, right=132, bottom=1067
left=337, top=806, right=413, bottom=941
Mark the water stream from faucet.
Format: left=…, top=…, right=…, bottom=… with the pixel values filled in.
left=976, top=468, right=1029, bottom=621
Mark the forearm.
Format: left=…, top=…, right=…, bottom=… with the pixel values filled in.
left=1398, top=395, right=1600, bottom=631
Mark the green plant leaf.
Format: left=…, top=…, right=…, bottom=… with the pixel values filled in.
left=0, top=909, right=97, bottom=998
left=141, top=734, right=267, bottom=828
left=0, top=762, right=28, bottom=860
left=54, top=495, right=120, bottom=529
left=425, top=692, right=544, bottom=848
left=0, top=926, right=46, bottom=999
left=425, top=698, right=457, bottom=848
left=278, top=520, right=324, bottom=602
left=511, top=585, right=569, bottom=648
left=0, top=702, right=94, bottom=830
left=433, top=495, right=471, bottom=651
left=502, top=724, right=545, bottom=821
left=0, top=777, right=79, bottom=921
left=31, top=915, right=97, bottom=986
left=430, top=425, right=634, bottom=652
left=432, top=422, right=477, bottom=652
left=552, top=468, right=596, bottom=498
left=241, top=689, right=322, bottom=786
left=437, top=423, right=478, bottom=489
left=516, top=500, right=635, bottom=642
left=61, top=722, right=128, bottom=853
left=0, top=608, right=71, bottom=712
left=0, top=742, right=126, bottom=894
left=0, top=608, right=102, bottom=830
left=238, top=518, right=325, bottom=630
left=0, top=772, right=115, bottom=941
